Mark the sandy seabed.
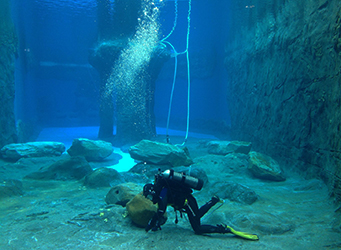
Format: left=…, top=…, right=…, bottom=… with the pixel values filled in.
left=0, top=135, right=340, bottom=250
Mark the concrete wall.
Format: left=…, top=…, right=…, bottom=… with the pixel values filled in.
left=225, top=0, right=341, bottom=203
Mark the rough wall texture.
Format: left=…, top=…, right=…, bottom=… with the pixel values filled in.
left=225, top=0, right=341, bottom=203
left=0, top=0, right=17, bottom=147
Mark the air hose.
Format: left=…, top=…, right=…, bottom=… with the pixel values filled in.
left=161, top=0, right=192, bottom=146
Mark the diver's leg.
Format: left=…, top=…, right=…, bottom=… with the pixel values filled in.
left=199, top=224, right=228, bottom=234
left=185, top=203, right=227, bottom=234
left=197, top=196, right=220, bottom=218
left=185, top=195, right=228, bottom=234
left=184, top=195, right=223, bottom=234
left=184, top=195, right=201, bottom=234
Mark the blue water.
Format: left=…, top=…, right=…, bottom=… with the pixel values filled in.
left=12, top=0, right=230, bottom=134
left=2, top=2, right=340, bottom=249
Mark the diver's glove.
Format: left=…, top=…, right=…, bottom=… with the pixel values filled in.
left=152, top=219, right=162, bottom=231
left=145, top=216, right=157, bottom=232
left=145, top=217, right=162, bottom=232
left=145, top=211, right=167, bottom=232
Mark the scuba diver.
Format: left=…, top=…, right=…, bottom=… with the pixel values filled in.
left=143, top=169, right=259, bottom=241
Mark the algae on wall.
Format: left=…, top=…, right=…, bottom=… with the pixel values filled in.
left=225, top=0, right=341, bottom=203
left=0, top=0, right=17, bottom=147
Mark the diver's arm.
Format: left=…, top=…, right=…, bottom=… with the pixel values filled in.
left=145, top=188, right=168, bottom=232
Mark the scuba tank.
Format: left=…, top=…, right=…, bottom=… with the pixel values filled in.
left=161, top=169, right=204, bottom=191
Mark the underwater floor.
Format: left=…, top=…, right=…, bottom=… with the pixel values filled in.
left=0, top=127, right=340, bottom=249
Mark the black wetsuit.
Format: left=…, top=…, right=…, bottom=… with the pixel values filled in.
left=146, top=175, right=225, bottom=234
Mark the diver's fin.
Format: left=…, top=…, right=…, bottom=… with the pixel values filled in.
left=223, top=224, right=259, bottom=241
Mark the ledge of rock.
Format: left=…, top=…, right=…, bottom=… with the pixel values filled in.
left=67, top=138, right=113, bottom=161
left=0, top=142, right=65, bottom=161
left=206, top=140, right=252, bottom=155
left=248, top=151, right=286, bottom=182
left=129, top=140, right=193, bottom=167
left=25, top=156, right=93, bottom=181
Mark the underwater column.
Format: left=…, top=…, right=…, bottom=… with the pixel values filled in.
left=90, top=0, right=169, bottom=143
left=106, top=0, right=169, bottom=145
left=90, top=0, right=140, bottom=139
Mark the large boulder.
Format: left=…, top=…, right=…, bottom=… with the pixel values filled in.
left=126, top=193, right=166, bottom=228
left=1, top=142, right=65, bottom=161
left=105, top=182, right=142, bottom=206
left=25, top=156, right=93, bottom=180
left=129, top=140, right=193, bottom=167
left=248, top=151, right=286, bottom=181
left=206, top=140, right=252, bottom=155
left=84, top=168, right=124, bottom=188
left=67, top=138, right=113, bottom=161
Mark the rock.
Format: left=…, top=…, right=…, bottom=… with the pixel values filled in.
left=1, top=142, right=65, bottom=161
left=0, top=156, right=64, bottom=181
left=84, top=168, right=124, bottom=188
left=67, top=138, right=113, bottom=161
left=25, top=156, right=93, bottom=180
left=209, top=181, right=258, bottom=205
left=0, top=179, right=24, bottom=199
left=15, top=156, right=62, bottom=168
left=126, top=193, right=167, bottom=228
left=248, top=151, right=286, bottom=181
left=129, top=140, right=193, bottom=167
left=206, top=141, right=252, bottom=155
left=105, top=182, right=143, bottom=206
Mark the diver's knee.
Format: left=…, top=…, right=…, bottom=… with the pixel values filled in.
left=193, top=228, right=203, bottom=235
